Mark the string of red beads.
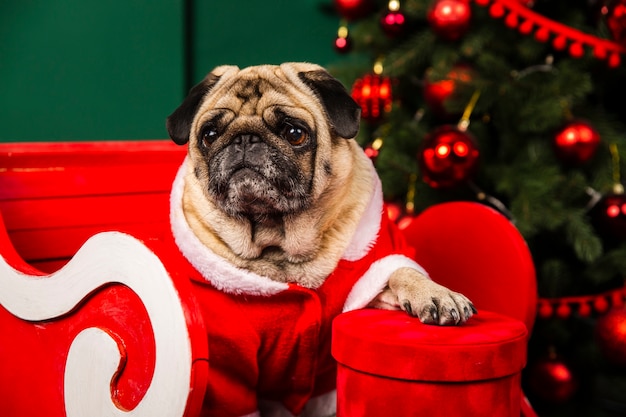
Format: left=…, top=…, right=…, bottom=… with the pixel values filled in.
left=537, top=284, right=626, bottom=319
left=473, top=0, right=625, bottom=67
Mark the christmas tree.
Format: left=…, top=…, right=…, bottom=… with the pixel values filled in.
left=328, top=0, right=626, bottom=415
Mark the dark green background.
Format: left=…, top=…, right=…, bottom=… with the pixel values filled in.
left=0, top=0, right=341, bottom=142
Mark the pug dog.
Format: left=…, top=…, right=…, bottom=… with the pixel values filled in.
left=166, top=63, right=475, bottom=417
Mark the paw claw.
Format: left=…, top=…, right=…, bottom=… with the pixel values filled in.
left=430, top=306, right=439, bottom=322
left=402, top=301, right=413, bottom=316
left=450, top=309, right=459, bottom=323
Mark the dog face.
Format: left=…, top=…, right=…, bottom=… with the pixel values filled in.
left=166, top=63, right=361, bottom=224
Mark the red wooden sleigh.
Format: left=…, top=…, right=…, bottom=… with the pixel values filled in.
left=0, top=141, right=211, bottom=416
left=0, top=141, right=538, bottom=417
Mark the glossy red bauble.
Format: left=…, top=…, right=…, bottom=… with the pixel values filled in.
left=596, top=305, right=626, bottom=367
left=380, top=10, right=406, bottom=37
left=351, top=74, right=393, bottom=121
left=591, top=192, right=626, bottom=240
left=334, top=0, right=373, bottom=20
left=385, top=202, right=404, bottom=223
left=527, top=352, right=578, bottom=403
left=418, top=125, right=480, bottom=188
left=606, top=0, right=626, bottom=46
left=334, top=34, right=352, bottom=53
left=427, top=0, right=472, bottom=41
left=553, top=120, right=601, bottom=165
left=423, top=65, right=473, bottom=119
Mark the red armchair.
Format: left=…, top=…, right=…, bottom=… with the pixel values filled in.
left=402, top=201, right=539, bottom=416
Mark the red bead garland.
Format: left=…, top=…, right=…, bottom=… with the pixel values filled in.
left=474, top=0, right=626, bottom=67
left=537, top=283, right=626, bottom=319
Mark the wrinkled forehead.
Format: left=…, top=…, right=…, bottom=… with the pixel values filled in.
left=195, top=68, right=320, bottom=126
left=215, top=77, right=288, bottom=115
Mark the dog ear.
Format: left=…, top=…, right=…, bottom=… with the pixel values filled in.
left=298, top=70, right=362, bottom=139
left=166, top=67, right=238, bottom=145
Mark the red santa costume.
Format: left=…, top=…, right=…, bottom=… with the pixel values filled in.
left=169, top=158, right=428, bottom=417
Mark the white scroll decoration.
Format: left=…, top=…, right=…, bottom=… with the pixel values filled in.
left=0, top=232, right=192, bottom=417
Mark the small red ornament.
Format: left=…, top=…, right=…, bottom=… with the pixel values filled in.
left=385, top=202, right=404, bottom=222
left=527, top=351, right=578, bottom=403
left=418, top=125, right=480, bottom=188
left=334, top=34, right=352, bottom=53
left=596, top=304, right=626, bottom=367
left=397, top=214, right=417, bottom=230
left=427, top=0, right=472, bottom=41
left=334, top=0, right=373, bottom=20
left=364, top=143, right=379, bottom=161
left=423, top=65, right=473, bottom=119
left=380, top=10, right=406, bottom=37
left=553, top=120, right=601, bottom=165
left=351, top=74, right=393, bottom=121
left=605, top=0, right=626, bottom=46
left=591, top=192, right=626, bottom=240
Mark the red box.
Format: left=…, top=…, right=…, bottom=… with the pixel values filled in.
left=332, top=309, right=528, bottom=417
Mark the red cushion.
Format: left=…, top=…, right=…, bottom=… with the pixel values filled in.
left=332, top=309, right=528, bottom=417
left=333, top=309, right=527, bottom=382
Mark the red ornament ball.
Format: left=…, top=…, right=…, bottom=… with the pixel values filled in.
left=364, top=143, right=379, bottom=161
left=397, top=214, right=417, bottom=231
left=427, top=0, right=472, bottom=41
left=380, top=10, right=406, bottom=37
left=596, top=305, right=626, bottom=367
left=605, top=0, right=626, bottom=46
left=334, top=34, right=352, bottom=53
left=423, top=65, right=473, bottom=119
left=418, top=125, right=480, bottom=188
left=527, top=352, right=578, bottom=403
left=553, top=120, right=601, bottom=165
left=591, top=193, right=626, bottom=240
left=334, top=0, right=373, bottom=20
left=351, top=74, right=393, bottom=122
left=385, top=202, right=404, bottom=223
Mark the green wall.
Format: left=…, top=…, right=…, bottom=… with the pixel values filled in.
left=0, top=0, right=342, bottom=142
left=192, top=0, right=340, bottom=82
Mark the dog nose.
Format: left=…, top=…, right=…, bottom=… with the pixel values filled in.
left=233, top=134, right=262, bottom=146
left=230, top=134, right=267, bottom=165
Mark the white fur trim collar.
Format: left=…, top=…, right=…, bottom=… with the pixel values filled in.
left=342, top=254, right=428, bottom=312
left=170, top=158, right=383, bottom=296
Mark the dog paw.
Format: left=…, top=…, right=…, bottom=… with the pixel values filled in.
left=388, top=268, right=477, bottom=325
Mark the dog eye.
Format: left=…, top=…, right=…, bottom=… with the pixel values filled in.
left=281, top=123, right=309, bottom=146
left=200, top=126, right=219, bottom=147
